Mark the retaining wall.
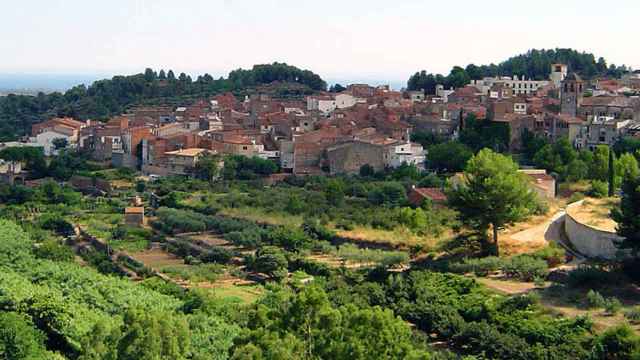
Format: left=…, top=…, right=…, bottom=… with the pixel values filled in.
left=564, top=201, right=624, bottom=260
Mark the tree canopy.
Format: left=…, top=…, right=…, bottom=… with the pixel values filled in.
left=448, top=149, right=538, bottom=255
left=0, top=63, right=326, bottom=140
left=408, top=48, right=629, bottom=93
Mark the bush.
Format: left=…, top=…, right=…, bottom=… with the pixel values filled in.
left=605, top=297, right=623, bottom=315
left=624, top=306, right=640, bottom=324
left=566, top=266, right=621, bottom=289
left=531, top=244, right=566, bottom=267
left=501, top=255, right=548, bottom=281
left=450, top=256, right=504, bottom=276
left=224, top=229, right=263, bottom=248
left=199, top=246, right=234, bottom=264
left=586, top=290, right=606, bottom=309
left=251, top=246, right=288, bottom=280
left=589, top=180, right=608, bottom=198
left=591, top=325, right=640, bottom=359
left=33, top=240, right=75, bottom=262
left=568, top=192, right=585, bottom=204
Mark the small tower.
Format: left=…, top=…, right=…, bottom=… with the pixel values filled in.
left=560, top=72, right=583, bottom=117
left=550, top=63, right=568, bottom=87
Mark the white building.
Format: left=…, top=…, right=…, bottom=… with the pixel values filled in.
left=470, top=76, right=549, bottom=96
left=384, top=141, right=426, bottom=169
left=435, top=85, right=455, bottom=102
left=334, top=93, right=358, bottom=109
left=550, top=64, right=568, bottom=88
left=307, top=96, right=336, bottom=114
left=34, top=127, right=77, bottom=156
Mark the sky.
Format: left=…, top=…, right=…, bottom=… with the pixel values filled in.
left=2, top=0, right=640, bottom=87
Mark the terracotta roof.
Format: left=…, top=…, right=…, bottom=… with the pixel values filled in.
left=582, top=96, right=637, bottom=108
left=125, top=207, right=144, bottom=214
left=413, top=188, right=447, bottom=202
left=164, top=148, right=208, bottom=157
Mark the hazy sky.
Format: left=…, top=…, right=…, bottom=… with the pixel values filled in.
left=2, top=0, right=639, bottom=84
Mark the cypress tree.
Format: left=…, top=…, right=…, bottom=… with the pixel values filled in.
left=608, top=147, right=616, bottom=197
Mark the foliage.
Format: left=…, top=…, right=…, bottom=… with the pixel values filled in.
left=0, top=64, right=325, bottom=140
left=233, top=285, right=431, bottom=359
left=407, top=48, right=626, bottom=92
left=589, top=180, right=609, bottom=198
left=612, top=175, right=640, bottom=255
left=33, top=239, right=75, bottom=262
left=426, top=141, right=473, bottom=173
left=459, top=114, right=509, bottom=152
left=591, top=325, right=640, bottom=360
left=586, top=290, right=607, bottom=309
left=448, top=149, right=538, bottom=255
left=0, top=312, right=51, bottom=359
left=222, top=155, right=278, bottom=180
left=0, top=219, right=238, bottom=359
left=249, top=246, right=289, bottom=280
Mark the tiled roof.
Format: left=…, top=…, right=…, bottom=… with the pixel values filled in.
left=413, top=188, right=447, bottom=202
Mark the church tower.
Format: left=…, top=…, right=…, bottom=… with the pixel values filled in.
left=560, top=72, right=583, bottom=117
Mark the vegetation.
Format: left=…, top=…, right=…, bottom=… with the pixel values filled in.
left=0, top=63, right=326, bottom=140
left=448, top=149, right=539, bottom=255
left=612, top=175, right=640, bottom=255
left=408, top=48, right=628, bottom=93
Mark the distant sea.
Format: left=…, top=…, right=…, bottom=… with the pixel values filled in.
left=0, top=73, right=407, bottom=96
left=0, top=73, right=108, bottom=95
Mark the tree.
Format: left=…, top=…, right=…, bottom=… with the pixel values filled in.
left=448, top=149, right=538, bottom=255
left=612, top=175, right=640, bottom=256
left=195, top=154, right=221, bottom=182
left=609, top=148, right=616, bottom=197
left=329, top=84, right=346, bottom=92
left=52, top=137, right=68, bottom=150
left=252, top=246, right=288, bottom=280
left=359, top=164, right=375, bottom=177
left=616, top=153, right=640, bottom=185
left=592, top=145, right=611, bottom=181
left=0, top=312, right=50, bottom=359
left=426, top=142, right=473, bottom=173
left=116, top=309, right=190, bottom=360
left=591, top=325, right=640, bottom=360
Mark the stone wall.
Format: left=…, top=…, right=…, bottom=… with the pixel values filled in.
left=564, top=201, right=624, bottom=260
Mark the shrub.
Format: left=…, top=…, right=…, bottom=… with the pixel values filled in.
left=591, top=325, right=640, bottom=359
left=589, top=180, right=608, bottom=198
left=199, top=246, right=234, bottom=264
left=624, top=306, right=640, bottom=324
left=568, top=192, right=585, bottom=204
left=566, top=266, right=621, bottom=289
left=532, top=244, right=565, bottom=267
left=33, top=239, right=75, bottom=262
left=604, top=297, right=623, bottom=315
left=501, top=255, right=548, bottom=281
left=586, top=290, right=606, bottom=309
left=449, top=257, right=504, bottom=277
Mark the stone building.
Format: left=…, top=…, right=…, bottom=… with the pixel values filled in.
left=560, top=73, right=584, bottom=117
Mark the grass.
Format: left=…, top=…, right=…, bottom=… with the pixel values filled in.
left=192, top=284, right=264, bottom=304
left=219, top=207, right=304, bottom=227
left=162, top=263, right=225, bottom=283
left=333, top=224, right=449, bottom=249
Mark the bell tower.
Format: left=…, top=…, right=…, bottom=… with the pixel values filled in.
left=560, top=72, right=583, bottom=117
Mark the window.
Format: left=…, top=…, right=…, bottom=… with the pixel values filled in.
left=242, top=146, right=248, bottom=150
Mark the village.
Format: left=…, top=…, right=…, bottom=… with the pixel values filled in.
left=2, top=61, right=640, bottom=359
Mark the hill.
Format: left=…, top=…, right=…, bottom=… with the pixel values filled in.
left=407, top=48, right=630, bottom=93
left=0, top=63, right=326, bottom=141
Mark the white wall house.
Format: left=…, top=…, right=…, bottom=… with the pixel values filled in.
left=335, top=93, right=357, bottom=109
left=35, top=129, right=75, bottom=156
left=384, top=142, right=426, bottom=169
left=307, top=96, right=337, bottom=114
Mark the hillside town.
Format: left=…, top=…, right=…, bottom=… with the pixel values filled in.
left=5, top=64, right=639, bottom=183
